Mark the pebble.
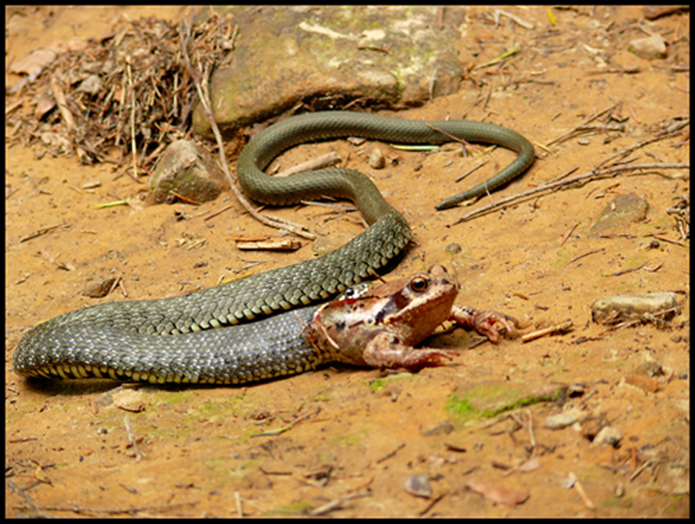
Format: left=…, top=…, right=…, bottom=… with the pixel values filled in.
left=593, top=426, right=622, bottom=447
left=369, top=147, right=386, bottom=169
left=544, top=412, right=578, bottom=429
left=403, top=474, right=432, bottom=499
left=628, top=35, right=668, bottom=60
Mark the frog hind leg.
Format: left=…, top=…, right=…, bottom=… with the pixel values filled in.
left=362, top=333, right=458, bottom=371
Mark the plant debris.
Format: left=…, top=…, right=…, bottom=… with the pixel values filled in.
left=6, top=14, right=236, bottom=176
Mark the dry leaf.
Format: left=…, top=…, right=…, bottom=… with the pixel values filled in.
left=518, top=457, right=541, bottom=473
left=10, top=48, right=57, bottom=79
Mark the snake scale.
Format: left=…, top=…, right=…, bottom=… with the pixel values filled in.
left=13, top=111, right=534, bottom=384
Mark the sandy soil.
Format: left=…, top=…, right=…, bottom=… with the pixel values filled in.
left=5, top=6, right=689, bottom=517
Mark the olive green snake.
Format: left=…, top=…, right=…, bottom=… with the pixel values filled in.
left=13, top=111, right=534, bottom=384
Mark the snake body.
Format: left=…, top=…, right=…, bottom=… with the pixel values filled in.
left=13, top=111, right=534, bottom=384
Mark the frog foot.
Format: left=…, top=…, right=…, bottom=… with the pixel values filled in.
left=450, top=305, right=519, bottom=343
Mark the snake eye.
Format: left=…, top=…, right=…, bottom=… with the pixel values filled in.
left=409, top=276, right=429, bottom=293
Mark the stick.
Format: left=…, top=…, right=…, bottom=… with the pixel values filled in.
left=450, top=162, right=689, bottom=225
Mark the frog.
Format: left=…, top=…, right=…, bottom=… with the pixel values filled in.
left=304, top=265, right=518, bottom=371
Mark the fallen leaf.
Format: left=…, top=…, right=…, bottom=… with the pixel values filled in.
left=518, top=457, right=541, bottom=473
left=10, top=48, right=57, bottom=79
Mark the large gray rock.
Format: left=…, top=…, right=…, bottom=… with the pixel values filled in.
left=192, top=6, right=464, bottom=135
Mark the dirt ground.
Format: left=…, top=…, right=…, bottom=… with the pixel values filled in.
left=5, top=6, right=690, bottom=518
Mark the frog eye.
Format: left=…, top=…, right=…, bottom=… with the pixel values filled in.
left=409, top=276, right=429, bottom=293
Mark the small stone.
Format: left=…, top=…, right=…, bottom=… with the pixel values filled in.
left=422, top=421, right=454, bottom=436
left=580, top=417, right=603, bottom=441
left=628, top=35, right=668, bottom=60
left=82, top=277, right=118, bottom=298
left=591, top=292, right=678, bottom=325
left=624, top=373, right=659, bottom=394
left=149, top=140, right=226, bottom=204
left=445, top=243, right=462, bottom=255
left=404, top=474, right=432, bottom=499
left=368, top=147, right=386, bottom=169
left=544, top=412, right=578, bottom=430
left=593, top=426, right=622, bottom=447
left=589, top=193, right=649, bottom=238
left=615, top=483, right=625, bottom=497
left=634, top=361, right=664, bottom=377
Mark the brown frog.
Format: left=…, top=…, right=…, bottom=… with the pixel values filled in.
left=305, top=265, right=518, bottom=371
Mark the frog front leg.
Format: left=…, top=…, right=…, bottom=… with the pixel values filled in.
left=449, top=305, right=518, bottom=343
left=362, top=332, right=458, bottom=371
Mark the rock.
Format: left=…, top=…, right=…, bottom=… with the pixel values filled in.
left=589, top=193, right=648, bottom=238
left=404, top=474, right=432, bottom=499
left=544, top=412, right=579, bottom=430
left=368, top=147, right=385, bottom=169
left=643, top=6, right=688, bottom=20
left=149, top=140, right=227, bottom=204
left=445, top=243, right=462, bottom=255
left=634, top=361, right=664, bottom=377
left=593, top=426, right=622, bottom=447
left=591, top=292, right=678, bottom=325
left=628, top=34, right=668, bottom=60
left=82, top=277, right=118, bottom=298
left=624, top=373, right=659, bottom=393
left=192, top=6, right=464, bottom=135
left=580, top=417, right=603, bottom=441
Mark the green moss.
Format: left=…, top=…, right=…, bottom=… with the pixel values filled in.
left=330, top=429, right=367, bottom=447
left=447, top=384, right=566, bottom=421
left=366, top=372, right=413, bottom=393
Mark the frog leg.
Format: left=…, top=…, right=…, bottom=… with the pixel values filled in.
left=449, top=305, right=518, bottom=343
left=362, top=332, right=458, bottom=370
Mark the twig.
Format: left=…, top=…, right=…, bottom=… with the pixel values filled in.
left=560, top=222, right=580, bottom=246
left=234, top=491, right=243, bottom=518
left=522, top=320, right=573, bottom=343
left=651, top=233, right=687, bottom=247
left=450, top=162, right=689, bottom=225
left=50, top=78, right=76, bottom=131
left=546, top=103, right=618, bottom=146
left=426, top=122, right=474, bottom=146
left=123, top=414, right=145, bottom=461
left=495, top=9, right=535, bottom=30
left=595, top=119, right=690, bottom=169
left=126, top=61, right=138, bottom=178
left=276, top=152, right=341, bottom=177
left=357, top=43, right=392, bottom=55
left=376, top=443, right=406, bottom=464
left=12, top=502, right=199, bottom=516
left=20, top=222, right=71, bottom=243
left=309, top=493, right=371, bottom=516
left=8, top=480, right=51, bottom=517
left=455, top=160, right=489, bottom=183
left=568, top=248, right=605, bottom=265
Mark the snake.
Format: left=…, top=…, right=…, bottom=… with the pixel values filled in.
left=13, top=111, right=534, bottom=385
